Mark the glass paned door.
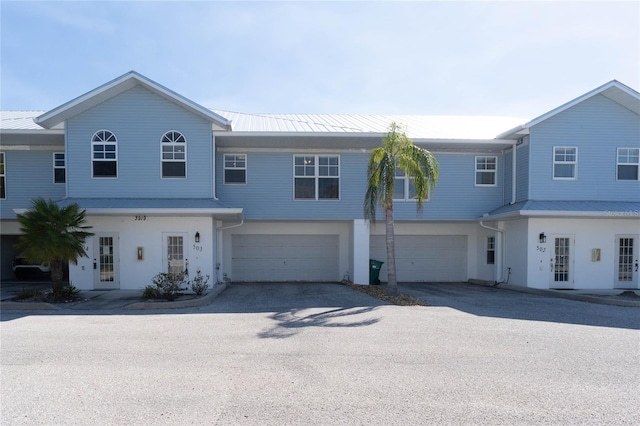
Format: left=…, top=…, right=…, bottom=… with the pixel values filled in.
left=93, top=233, right=119, bottom=289
left=167, top=235, right=185, bottom=275
left=550, top=236, right=573, bottom=288
left=616, top=236, right=638, bottom=288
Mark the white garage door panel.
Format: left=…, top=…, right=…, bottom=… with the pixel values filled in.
left=370, top=235, right=467, bottom=282
left=232, top=234, right=339, bottom=282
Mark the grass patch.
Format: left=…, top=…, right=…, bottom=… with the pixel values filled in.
left=347, top=284, right=428, bottom=306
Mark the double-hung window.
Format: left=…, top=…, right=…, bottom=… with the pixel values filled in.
left=617, top=148, right=639, bottom=181
left=294, top=155, right=339, bottom=200
left=394, top=168, right=419, bottom=200
left=224, top=154, right=246, bottom=184
left=475, top=156, right=497, bottom=186
left=553, top=147, right=577, bottom=179
left=53, top=152, right=65, bottom=183
left=161, top=131, right=186, bottom=178
left=0, top=152, right=5, bottom=199
left=92, top=130, right=118, bottom=178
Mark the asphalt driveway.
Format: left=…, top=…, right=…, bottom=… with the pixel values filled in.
left=1, top=282, right=638, bottom=425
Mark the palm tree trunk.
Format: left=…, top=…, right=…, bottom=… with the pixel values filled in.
left=384, top=204, right=399, bottom=296
left=51, top=260, right=64, bottom=293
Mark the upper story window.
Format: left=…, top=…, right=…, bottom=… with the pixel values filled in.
left=553, top=147, right=577, bottom=180
left=161, top=131, right=186, bottom=178
left=224, top=154, right=247, bottom=184
left=393, top=168, right=424, bottom=201
left=475, top=156, right=497, bottom=186
left=294, top=155, right=339, bottom=200
left=53, top=152, right=65, bottom=184
left=617, top=148, right=639, bottom=181
left=0, top=152, right=5, bottom=199
left=92, top=130, right=118, bottom=178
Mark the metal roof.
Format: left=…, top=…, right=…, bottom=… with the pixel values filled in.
left=52, top=198, right=243, bottom=218
left=1, top=111, right=48, bottom=131
left=485, top=200, right=640, bottom=219
left=213, top=110, right=524, bottom=139
left=1, top=109, right=524, bottom=140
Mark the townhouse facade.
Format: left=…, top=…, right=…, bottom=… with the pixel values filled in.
left=1, top=72, right=638, bottom=290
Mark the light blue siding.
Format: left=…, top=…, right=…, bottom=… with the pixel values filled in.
left=529, top=94, right=640, bottom=201
left=66, top=85, right=213, bottom=198
left=516, top=140, right=530, bottom=202
left=216, top=151, right=505, bottom=220
left=1, top=150, right=66, bottom=219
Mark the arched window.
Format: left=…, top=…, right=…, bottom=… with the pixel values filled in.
left=161, top=131, right=186, bottom=178
left=92, top=130, right=117, bottom=178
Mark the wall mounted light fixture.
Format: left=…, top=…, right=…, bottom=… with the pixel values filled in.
left=195, top=232, right=200, bottom=243
left=539, top=232, right=546, bottom=243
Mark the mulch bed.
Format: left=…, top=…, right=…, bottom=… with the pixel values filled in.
left=347, top=284, right=428, bottom=306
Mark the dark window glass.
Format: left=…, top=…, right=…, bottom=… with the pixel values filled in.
left=93, top=161, right=117, bottom=178
left=295, top=178, right=315, bottom=199
left=162, top=162, right=186, bottom=178
left=618, top=165, right=638, bottom=180
left=54, top=168, right=66, bottom=183
left=318, top=178, right=339, bottom=199
left=225, top=169, right=246, bottom=184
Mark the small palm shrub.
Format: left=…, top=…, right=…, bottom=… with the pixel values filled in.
left=190, top=269, right=210, bottom=296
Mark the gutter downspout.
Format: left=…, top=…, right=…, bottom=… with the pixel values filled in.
left=511, top=143, right=517, bottom=204
left=479, top=220, right=505, bottom=283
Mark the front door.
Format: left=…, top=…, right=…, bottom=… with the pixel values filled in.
left=163, top=233, right=188, bottom=276
left=615, top=235, right=638, bottom=289
left=94, top=233, right=119, bottom=289
left=550, top=235, right=573, bottom=289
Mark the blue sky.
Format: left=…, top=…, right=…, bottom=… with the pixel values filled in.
left=1, top=1, right=638, bottom=119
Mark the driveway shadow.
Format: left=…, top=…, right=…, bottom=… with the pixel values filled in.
left=258, top=306, right=380, bottom=339
left=399, top=283, right=640, bottom=330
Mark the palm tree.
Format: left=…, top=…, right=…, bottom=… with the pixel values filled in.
left=364, top=122, right=439, bottom=295
left=16, top=198, right=93, bottom=293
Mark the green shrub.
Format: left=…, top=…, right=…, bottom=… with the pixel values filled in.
left=49, top=284, right=80, bottom=303
left=190, top=269, right=210, bottom=296
left=13, top=288, right=42, bottom=301
left=149, top=271, right=186, bottom=301
left=142, top=285, right=160, bottom=300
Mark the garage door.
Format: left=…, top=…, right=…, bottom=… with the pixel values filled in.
left=232, top=234, right=339, bottom=282
left=370, top=235, right=467, bottom=282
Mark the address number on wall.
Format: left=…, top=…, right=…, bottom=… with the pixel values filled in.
left=134, top=215, right=147, bottom=221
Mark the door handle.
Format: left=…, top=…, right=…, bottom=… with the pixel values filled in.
left=93, top=259, right=97, bottom=270
left=635, top=261, right=638, bottom=272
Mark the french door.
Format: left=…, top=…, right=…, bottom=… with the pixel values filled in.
left=163, top=233, right=188, bottom=276
left=93, top=233, right=119, bottom=289
left=615, top=235, right=638, bottom=288
left=550, top=235, right=573, bottom=289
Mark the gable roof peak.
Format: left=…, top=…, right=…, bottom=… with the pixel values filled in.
left=34, top=71, right=231, bottom=130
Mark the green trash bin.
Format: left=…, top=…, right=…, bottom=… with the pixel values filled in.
left=369, top=259, right=384, bottom=285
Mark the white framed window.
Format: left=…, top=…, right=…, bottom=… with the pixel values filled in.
left=475, top=156, right=497, bottom=186
left=393, top=168, right=425, bottom=201
left=224, top=154, right=247, bottom=184
left=617, top=148, right=639, bottom=181
left=53, top=152, right=65, bottom=184
left=0, top=152, right=5, bottom=199
left=553, top=146, right=577, bottom=180
left=161, top=131, right=186, bottom=178
left=293, top=155, right=339, bottom=200
left=487, top=236, right=495, bottom=265
left=92, top=130, right=118, bottom=178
